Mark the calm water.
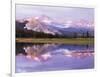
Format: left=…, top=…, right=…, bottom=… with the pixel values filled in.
left=16, top=43, right=94, bottom=73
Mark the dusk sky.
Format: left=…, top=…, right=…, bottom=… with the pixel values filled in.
left=16, top=4, right=94, bottom=22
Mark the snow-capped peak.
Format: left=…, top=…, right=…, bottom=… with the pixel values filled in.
left=23, top=15, right=62, bottom=35
left=64, top=19, right=94, bottom=29
left=37, top=15, right=53, bottom=25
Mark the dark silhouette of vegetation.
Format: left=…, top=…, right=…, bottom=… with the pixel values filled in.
left=86, top=31, right=89, bottom=38
left=73, top=32, right=77, bottom=38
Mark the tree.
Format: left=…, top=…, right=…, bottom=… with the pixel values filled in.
left=73, top=32, right=77, bottom=38
left=86, top=31, right=89, bottom=38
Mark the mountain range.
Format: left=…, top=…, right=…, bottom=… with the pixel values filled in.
left=16, top=15, right=94, bottom=37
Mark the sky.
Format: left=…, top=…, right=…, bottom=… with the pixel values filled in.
left=16, top=4, right=94, bottom=22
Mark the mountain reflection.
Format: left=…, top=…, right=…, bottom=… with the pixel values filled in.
left=16, top=43, right=94, bottom=62
left=23, top=44, right=57, bottom=62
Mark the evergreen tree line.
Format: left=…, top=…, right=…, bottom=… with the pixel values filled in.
left=16, top=29, right=94, bottom=38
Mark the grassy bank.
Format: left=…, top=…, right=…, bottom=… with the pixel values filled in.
left=16, top=38, right=94, bottom=45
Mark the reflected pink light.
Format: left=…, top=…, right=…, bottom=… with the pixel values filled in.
left=63, top=51, right=94, bottom=58
left=26, top=55, right=32, bottom=59
left=41, top=53, right=52, bottom=60
left=26, top=53, right=52, bottom=62
left=33, top=57, right=40, bottom=62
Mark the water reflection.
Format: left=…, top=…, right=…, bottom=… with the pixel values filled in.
left=16, top=43, right=94, bottom=73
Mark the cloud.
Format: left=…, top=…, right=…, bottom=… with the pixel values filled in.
left=16, top=4, right=94, bottom=22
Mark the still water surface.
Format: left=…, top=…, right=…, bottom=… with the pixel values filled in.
left=16, top=43, right=94, bottom=73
